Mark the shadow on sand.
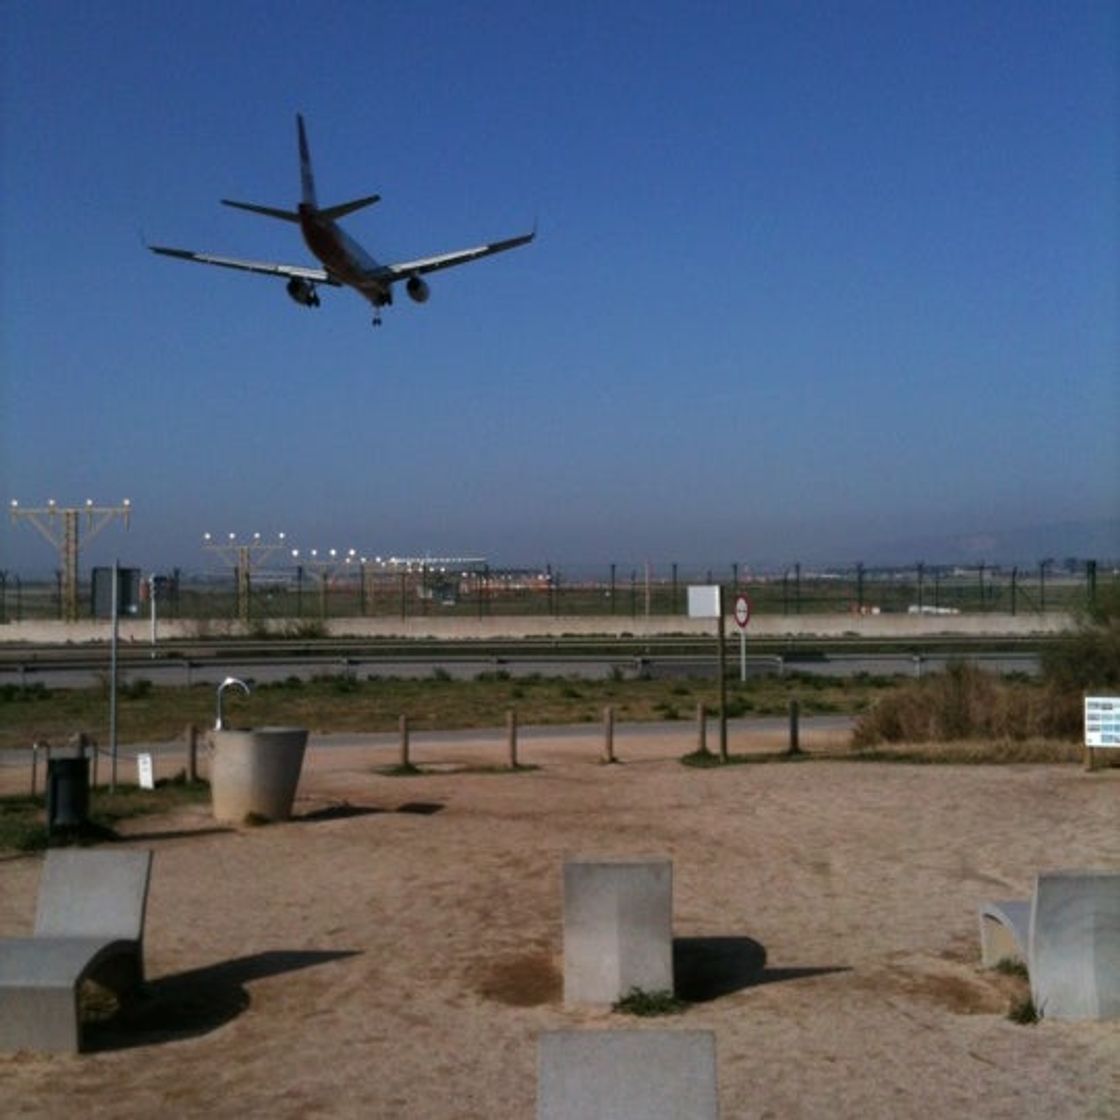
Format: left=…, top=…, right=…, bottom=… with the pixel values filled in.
left=297, top=801, right=445, bottom=822
left=673, top=937, right=849, bottom=1002
left=85, top=949, right=361, bottom=1051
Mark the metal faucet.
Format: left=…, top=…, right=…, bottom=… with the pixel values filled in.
left=215, top=676, right=251, bottom=730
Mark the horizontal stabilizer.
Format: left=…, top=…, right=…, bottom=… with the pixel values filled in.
left=221, top=199, right=301, bottom=222
left=320, top=194, right=381, bottom=221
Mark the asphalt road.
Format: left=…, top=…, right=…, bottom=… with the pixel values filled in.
left=1, top=650, right=1040, bottom=690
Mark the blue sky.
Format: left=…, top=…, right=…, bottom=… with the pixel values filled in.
left=2, top=1, right=1116, bottom=575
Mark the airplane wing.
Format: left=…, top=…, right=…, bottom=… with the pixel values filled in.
left=148, top=245, right=342, bottom=285
left=382, top=229, right=535, bottom=279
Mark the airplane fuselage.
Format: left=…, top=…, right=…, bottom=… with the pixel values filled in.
left=298, top=204, right=391, bottom=307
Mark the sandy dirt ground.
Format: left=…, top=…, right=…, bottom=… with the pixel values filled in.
left=1, top=724, right=1118, bottom=1118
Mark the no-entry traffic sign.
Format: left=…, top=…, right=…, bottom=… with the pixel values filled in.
left=734, top=594, right=751, bottom=630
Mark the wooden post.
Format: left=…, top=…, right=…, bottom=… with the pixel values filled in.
left=696, top=702, right=707, bottom=754
left=186, top=723, right=199, bottom=782
left=788, top=698, right=802, bottom=755
left=399, top=714, right=410, bottom=769
left=507, top=707, right=518, bottom=769
left=603, top=704, right=616, bottom=763
left=30, top=740, right=46, bottom=797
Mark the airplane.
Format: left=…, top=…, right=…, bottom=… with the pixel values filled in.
left=148, top=114, right=534, bottom=325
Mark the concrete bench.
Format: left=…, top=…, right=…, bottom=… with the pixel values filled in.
left=979, top=870, right=1119, bottom=1020
left=538, top=1029, right=718, bottom=1120
left=0, top=849, right=153, bottom=1052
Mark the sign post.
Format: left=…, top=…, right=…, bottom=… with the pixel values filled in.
left=688, top=585, right=728, bottom=761
left=734, top=594, right=751, bottom=681
left=1084, top=695, right=1120, bottom=771
left=137, top=753, right=155, bottom=790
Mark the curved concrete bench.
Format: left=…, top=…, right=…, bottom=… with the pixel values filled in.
left=979, top=899, right=1031, bottom=967
left=0, top=849, right=153, bottom=1052
left=979, top=870, right=1119, bottom=1020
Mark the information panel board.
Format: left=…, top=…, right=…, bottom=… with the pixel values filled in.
left=687, top=586, right=721, bottom=619
left=1084, top=696, right=1120, bottom=748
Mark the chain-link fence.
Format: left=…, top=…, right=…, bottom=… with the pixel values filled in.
left=1, top=559, right=1111, bottom=624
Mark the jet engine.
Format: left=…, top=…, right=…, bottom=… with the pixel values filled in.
left=406, top=275, right=430, bottom=304
left=286, top=277, right=320, bottom=307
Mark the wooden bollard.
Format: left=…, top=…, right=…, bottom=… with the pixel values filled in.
left=696, top=702, right=708, bottom=754
left=399, top=714, right=411, bottom=768
left=507, top=707, right=518, bottom=769
left=186, top=723, right=199, bottom=782
left=788, top=699, right=802, bottom=755
left=603, top=704, right=616, bottom=763
left=30, top=740, right=49, bottom=798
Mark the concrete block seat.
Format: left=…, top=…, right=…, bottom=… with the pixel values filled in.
left=0, top=849, right=153, bottom=1052
left=563, top=856, right=673, bottom=1006
left=538, top=1029, right=718, bottom=1120
left=979, top=870, right=1120, bottom=1020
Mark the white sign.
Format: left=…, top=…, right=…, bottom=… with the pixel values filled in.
left=1085, top=696, right=1120, bottom=748
left=137, top=752, right=155, bottom=789
left=734, top=594, right=751, bottom=630
left=687, top=585, right=721, bottom=619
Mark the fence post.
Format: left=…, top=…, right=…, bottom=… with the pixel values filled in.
left=399, top=714, right=410, bottom=769
left=603, top=704, right=616, bottom=764
left=507, top=707, right=518, bottom=769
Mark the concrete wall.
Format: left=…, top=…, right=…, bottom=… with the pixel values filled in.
left=0, top=611, right=1074, bottom=646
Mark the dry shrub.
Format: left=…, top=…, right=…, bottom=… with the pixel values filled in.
left=852, top=661, right=1062, bottom=748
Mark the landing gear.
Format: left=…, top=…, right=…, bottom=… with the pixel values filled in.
left=371, top=291, right=390, bottom=326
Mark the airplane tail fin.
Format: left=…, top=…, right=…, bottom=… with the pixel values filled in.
left=220, top=117, right=378, bottom=223
left=297, top=112, right=318, bottom=208
left=296, top=115, right=380, bottom=220
left=218, top=114, right=316, bottom=221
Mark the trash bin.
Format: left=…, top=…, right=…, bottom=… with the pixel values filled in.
left=46, top=757, right=90, bottom=831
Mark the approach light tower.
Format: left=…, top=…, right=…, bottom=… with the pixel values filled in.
left=202, top=531, right=287, bottom=624
left=289, top=547, right=358, bottom=619
left=9, top=499, right=132, bottom=622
